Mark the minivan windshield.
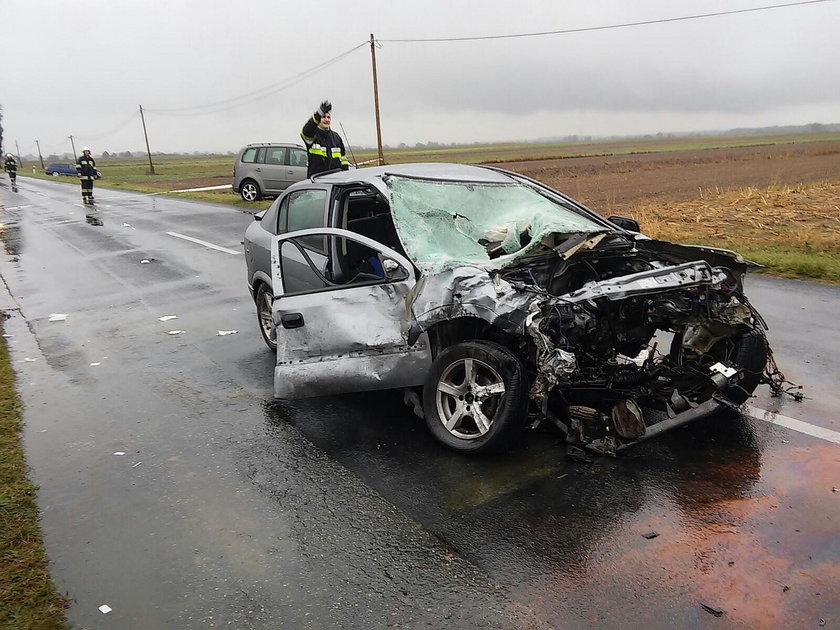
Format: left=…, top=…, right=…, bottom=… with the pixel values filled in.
left=386, top=175, right=606, bottom=272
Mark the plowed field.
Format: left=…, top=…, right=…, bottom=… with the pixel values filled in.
left=498, top=139, right=840, bottom=213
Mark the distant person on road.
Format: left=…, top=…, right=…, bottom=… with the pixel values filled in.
left=4, top=153, right=17, bottom=187
left=300, top=100, right=349, bottom=177
left=76, top=147, right=97, bottom=204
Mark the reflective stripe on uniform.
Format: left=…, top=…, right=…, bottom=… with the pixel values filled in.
left=308, top=147, right=327, bottom=157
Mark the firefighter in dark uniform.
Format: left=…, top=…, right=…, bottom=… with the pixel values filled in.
left=4, top=154, right=17, bottom=188
left=300, top=100, right=349, bottom=177
left=76, top=147, right=97, bottom=204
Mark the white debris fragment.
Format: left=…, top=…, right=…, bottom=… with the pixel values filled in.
left=98, top=604, right=112, bottom=614
left=140, top=259, right=151, bottom=264
left=23, top=358, right=37, bottom=362
left=2, top=334, right=13, bottom=338
left=167, top=330, right=185, bottom=335
left=158, top=315, right=177, bottom=322
left=217, top=330, right=239, bottom=336
left=122, top=222, right=135, bottom=229
left=90, top=362, right=101, bottom=367
left=131, top=462, right=142, bottom=469
left=48, top=313, right=68, bottom=322
left=113, top=452, right=125, bottom=456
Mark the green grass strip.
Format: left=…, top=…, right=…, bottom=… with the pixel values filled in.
left=0, top=326, right=67, bottom=630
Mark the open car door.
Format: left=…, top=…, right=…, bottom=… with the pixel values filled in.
left=270, top=228, right=431, bottom=399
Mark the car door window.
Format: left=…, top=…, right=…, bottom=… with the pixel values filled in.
left=254, top=147, right=266, bottom=164
left=287, top=148, right=308, bottom=168
left=287, top=189, right=327, bottom=252
left=265, top=147, right=287, bottom=165
left=276, top=195, right=290, bottom=234
left=241, top=147, right=258, bottom=163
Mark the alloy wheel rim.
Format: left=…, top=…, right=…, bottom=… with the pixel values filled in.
left=435, top=357, right=505, bottom=439
left=259, top=292, right=275, bottom=343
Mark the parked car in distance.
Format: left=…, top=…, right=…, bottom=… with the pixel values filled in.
left=232, top=143, right=309, bottom=202
left=45, top=163, right=78, bottom=176
left=243, top=163, right=774, bottom=457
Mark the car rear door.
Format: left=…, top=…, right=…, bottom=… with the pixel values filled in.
left=285, top=147, right=308, bottom=187
left=270, top=228, right=431, bottom=399
left=261, top=146, right=289, bottom=193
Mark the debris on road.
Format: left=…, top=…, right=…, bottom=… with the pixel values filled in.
left=122, top=222, right=135, bottom=229
left=833, top=487, right=838, bottom=493
left=642, top=531, right=660, bottom=540
left=217, top=330, right=239, bottom=336
left=47, top=313, right=68, bottom=322
left=131, top=462, right=142, bottom=469
left=701, top=603, right=725, bottom=617
left=113, top=452, right=125, bottom=456
left=90, top=362, right=101, bottom=366
left=158, top=315, right=177, bottom=322
left=98, top=604, right=112, bottom=614
left=141, top=259, right=151, bottom=264
left=167, top=330, right=185, bottom=335
left=23, top=357, right=37, bottom=362
left=566, top=445, right=594, bottom=463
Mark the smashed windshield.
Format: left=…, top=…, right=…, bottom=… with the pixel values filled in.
left=386, top=175, right=606, bottom=272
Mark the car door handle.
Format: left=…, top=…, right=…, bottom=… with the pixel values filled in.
left=255, top=167, right=261, bottom=172
left=287, top=169, right=294, bottom=174
left=281, top=313, right=305, bottom=329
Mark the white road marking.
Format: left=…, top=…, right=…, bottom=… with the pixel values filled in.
left=2, top=205, right=34, bottom=211
left=744, top=404, right=840, bottom=445
left=168, top=184, right=232, bottom=193
left=165, top=231, right=241, bottom=255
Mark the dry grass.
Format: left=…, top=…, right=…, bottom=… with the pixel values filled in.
left=629, top=181, right=840, bottom=282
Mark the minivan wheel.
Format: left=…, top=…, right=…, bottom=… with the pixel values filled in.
left=240, top=180, right=261, bottom=202
left=423, top=341, right=528, bottom=454
left=256, top=284, right=277, bottom=351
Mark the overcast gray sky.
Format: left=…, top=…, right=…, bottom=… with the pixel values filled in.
left=2, top=0, right=838, bottom=156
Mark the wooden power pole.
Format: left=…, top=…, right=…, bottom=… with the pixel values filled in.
left=139, top=105, right=156, bottom=175
left=35, top=140, right=44, bottom=169
left=369, top=34, right=384, bottom=166
left=69, top=135, right=77, bottom=161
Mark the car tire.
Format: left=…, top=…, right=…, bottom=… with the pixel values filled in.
left=423, top=340, right=528, bottom=454
left=240, top=180, right=261, bottom=202
left=255, top=284, right=277, bottom=351
left=51, top=172, right=59, bottom=177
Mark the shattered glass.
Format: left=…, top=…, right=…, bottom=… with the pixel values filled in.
left=386, top=176, right=605, bottom=273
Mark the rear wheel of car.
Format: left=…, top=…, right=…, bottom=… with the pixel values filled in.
left=240, top=180, right=261, bottom=202
left=423, top=341, right=528, bottom=454
left=256, top=284, right=277, bottom=351
left=51, top=172, right=59, bottom=177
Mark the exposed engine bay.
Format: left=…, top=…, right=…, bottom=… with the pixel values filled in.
left=499, top=233, right=772, bottom=455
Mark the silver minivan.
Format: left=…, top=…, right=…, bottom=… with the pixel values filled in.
left=232, top=143, right=308, bottom=202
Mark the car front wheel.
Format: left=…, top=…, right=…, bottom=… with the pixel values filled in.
left=423, top=341, right=528, bottom=454
left=256, top=284, right=277, bottom=351
left=240, top=180, right=261, bottom=202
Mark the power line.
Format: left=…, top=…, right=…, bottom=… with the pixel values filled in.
left=378, top=0, right=834, bottom=43
left=74, top=111, right=139, bottom=144
left=147, top=42, right=368, bottom=116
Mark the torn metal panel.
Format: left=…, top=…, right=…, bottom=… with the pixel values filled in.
left=407, top=266, right=535, bottom=335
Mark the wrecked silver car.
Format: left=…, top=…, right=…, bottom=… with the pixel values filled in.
left=244, top=163, right=776, bottom=455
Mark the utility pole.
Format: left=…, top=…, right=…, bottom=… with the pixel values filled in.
left=139, top=105, right=156, bottom=174
left=69, top=135, right=77, bottom=161
left=35, top=140, right=44, bottom=169
left=369, top=33, right=384, bottom=166
left=15, top=140, right=22, bottom=163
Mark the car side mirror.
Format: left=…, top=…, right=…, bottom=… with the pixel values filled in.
left=607, top=215, right=640, bottom=232
left=382, top=257, right=408, bottom=281
left=254, top=210, right=266, bottom=221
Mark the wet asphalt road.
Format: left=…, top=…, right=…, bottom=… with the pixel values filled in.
left=1, top=176, right=838, bottom=629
